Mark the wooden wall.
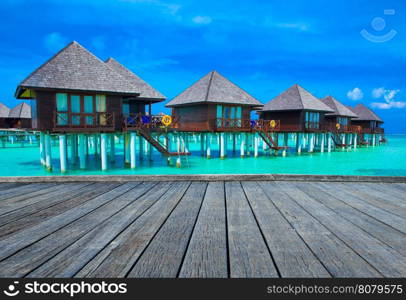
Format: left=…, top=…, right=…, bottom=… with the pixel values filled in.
left=172, top=104, right=210, bottom=131
left=35, top=90, right=56, bottom=131
left=260, top=110, right=303, bottom=131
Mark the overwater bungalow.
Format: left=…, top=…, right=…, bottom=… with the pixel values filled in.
left=258, top=84, right=338, bottom=153
left=166, top=70, right=263, bottom=132
left=166, top=71, right=286, bottom=158
left=348, top=103, right=384, bottom=145
left=14, top=41, right=168, bottom=171
left=0, top=102, right=31, bottom=129
left=0, top=103, right=10, bottom=128
left=320, top=95, right=359, bottom=147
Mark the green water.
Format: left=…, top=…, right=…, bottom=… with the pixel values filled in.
left=0, top=135, right=405, bottom=177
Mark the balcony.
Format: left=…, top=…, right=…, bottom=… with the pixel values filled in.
left=214, top=118, right=281, bottom=132
left=53, top=112, right=115, bottom=132
left=123, top=113, right=180, bottom=131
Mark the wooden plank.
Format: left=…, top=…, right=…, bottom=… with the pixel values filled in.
left=0, top=182, right=94, bottom=225
left=358, top=183, right=406, bottom=203
left=339, top=183, right=406, bottom=217
left=0, top=183, right=57, bottom=203
left=316, top=182, right=406, bottom=234
left=27, top=182, right=184, bottom=278
left=0, top=182, right=121, bottom=239
left=0, top=182, right=140, bottom=265
left=75, top=181, right=191, bottom=278
left=178, top=182, right=228, bottom=278
left=225, top=181, right=278, bottom=278
left=392, top=183, right=406, bottom=193
left=242, top=181, right=330, bottom=278
left=127, top=182, right=207, bottom=278
left=297, top=182, right=406, bottom=257
left=0, top=183, right=90, bottom=216
left=0, top=182, right=153, bottom=277
left=259, top=181, right=380, bottom=277
left=0, top=183, right=24, bottom=191
left=276, top=181, right=406, bottom=277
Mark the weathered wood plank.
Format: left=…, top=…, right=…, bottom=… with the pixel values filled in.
left=259, top=182, right=381, bottom=277
left=0, top=183, right=24, bottom=191
left=242, top=181, right=330, bottom=278
left=0, top=183, right=91, bottom=216
left=316, top=182, right=406, bottom=234
left=338, top=183, right=406, bottom=217
left=297, top=182, right=406, bottom=257
left=277, top=181, right=406, bottom=277
left=225, top=181, right=278, bottom=278
left=0, top=183, right=57, bottom=203
left=0, top=182, right=141, bottom=267
left=0, top=182, right=152, bottom=278
left=178, top=182, right=228, bottom=278
left=356, top=183, right=406, bottom=204
left=74, top=182, right=191, bottom=278
left=0, top=182, right=121, bottom=239
left=127, top=182, right=207, bottom=278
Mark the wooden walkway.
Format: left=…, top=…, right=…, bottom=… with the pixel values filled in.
left=0, top=180, right=405, bottom=278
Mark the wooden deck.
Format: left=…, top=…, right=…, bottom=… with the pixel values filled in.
left=0, top=180, right=405, bottom=278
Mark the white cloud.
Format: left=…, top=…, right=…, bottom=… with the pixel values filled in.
left=192, top=16, right=212, bottom=24
left=44, top=32, right=68, bottom=52
left=371, top=87, right=403, bottom=109
left=276, top=23, right=309, bottom=31
left=347, top=87, right=364, bottom=101
left=372, top=87, right=400, bottom=102
left=371, top=101, right=406, bottom=109
left=372, top=87, right=385, bottom=98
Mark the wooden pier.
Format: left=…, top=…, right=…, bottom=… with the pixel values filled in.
left=0, top=179, right=405, bottom=278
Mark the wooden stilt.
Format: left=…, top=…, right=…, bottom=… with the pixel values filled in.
left=240, top=133, right=245, bottom=157
left=320, top=133, right=325, bottom=153
left=59, top=135, right=67, bottom=173
left=124, top=133, right=130, bottom=165
left=110, top=134, right=115, bottom=163
left=40, top=132, right=45, bottom=165
left=130, top=132, right=136, bottom=169
left=100, top=133, right=107, bottom=171
left=220, top=132, right=225, bottom=159
left=206, top=133, right=211, bottom=159
left=45, top=133, right=52, bottom=171
left=254, top=133, right=259, bottom=157
left=79, top=134, right=86, bottom=169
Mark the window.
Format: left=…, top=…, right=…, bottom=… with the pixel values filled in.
left=84, top=95, right=94, bottom=125
left=96, top=95, right=107, bottom=125
left=305, top=111, right=320, bottom=129
left=338, top=117, right=348, bottom=126
left=56, top=93, right=68, bottom=125
left=216, top=105, right=242, bottom=128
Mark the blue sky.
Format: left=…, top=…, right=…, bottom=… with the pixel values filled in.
left=0, top=0, right=405, bottom=132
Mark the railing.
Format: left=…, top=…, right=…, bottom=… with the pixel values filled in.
left=362, top=127, right=384, bottom=134
left=123, top=113, right=179, bottom=130
left=304, top=121, right=321, bottom=131
left=54, top=112, right=115, bottom=131
left=214, top=118, right=281, bottom=132
left=322, top=123, right=362, bottom=133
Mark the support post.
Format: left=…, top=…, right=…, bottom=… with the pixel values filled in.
left=296, top=133, right=301, bottom=154
left=124, top=133, right=130, bottom=165
left=354, top=134, right=357, bottom=149
left=220, top=132, right=226, bottom=159
left=59, top=135, right=67, bottom=173
left=240, top=133, right=245, bottom=157
left=130, top=132, right=136, bottom=169
left=101, top=133, right=107, bottom=171
left=40, top=132, right=45, bottom=165
left=206, top=133, right=211, bottom=158
left=320, top=133, right=325, bottom=153
left=45, top=133, right=52, bottom=171
left=254, top=133, right=259, bottom=157
left=200, top=133, right=205, bottom=156
left=327, top=133, right=332, bottom=152
left=79, top=134, right=86, bottom=169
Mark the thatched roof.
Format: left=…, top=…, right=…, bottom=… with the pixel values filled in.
left=0, top=103, right=10, bottom=118
left=15, top=41, right=143, bottom=98
left=261, top=84, right=334, bottom=113
left=166, top=70, right=263, bottom=107
left=105, top=58, right=165, bottom=102
left=320, top=96, right=358, bottom=118
left=9, top=103, right=31, bottom=119
left=348, top=104, right=383, bottom=122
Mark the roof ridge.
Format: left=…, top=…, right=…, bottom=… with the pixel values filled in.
left=204, top=71, right=215, bottom=102
left=295, top=84, right=305, bottom=110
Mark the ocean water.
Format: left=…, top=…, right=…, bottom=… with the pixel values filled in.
left=0, top=134, right=405, bottom=177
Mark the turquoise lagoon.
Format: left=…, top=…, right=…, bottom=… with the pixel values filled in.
left=0, top=134, right=405, bottom=177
